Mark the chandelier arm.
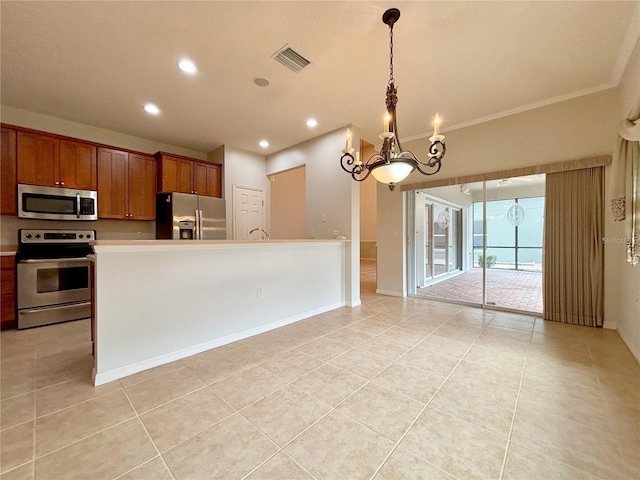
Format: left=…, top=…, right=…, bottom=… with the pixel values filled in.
left=352, top=169, right=371, bottom=182
left=340, top=152, right=356, bottom=174
left=340, top=151, right=374, bottom=182
left=415, top=161, right=443, bottom=176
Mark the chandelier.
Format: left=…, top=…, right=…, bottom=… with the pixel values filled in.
left=340, top=8, right=446, bottom=191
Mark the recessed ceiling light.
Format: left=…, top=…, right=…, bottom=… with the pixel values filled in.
left=178, top=58, right=197, bottom=74
left=259, top=140, right=269, bottom=148
left=306, top=119, right=318, bottom=128
left=253, top=77, right=270, bottom=87
left=144, top=103, right=160, bottom=115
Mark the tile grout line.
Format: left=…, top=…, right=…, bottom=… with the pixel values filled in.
left=497, top=321, right=536, bottom=480
left=121, top=382, right=242, bottom=474
left=118, top=385, right=177, bottom=480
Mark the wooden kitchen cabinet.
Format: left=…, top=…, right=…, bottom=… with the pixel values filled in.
left=1, top=127, right=17, bottom=215
left=98, top=147, right=155, bottom=220
left=194, top=162, right=222, bottom=198
left=128, top=153, right=156, bottom=220
left=156, top=153, right=193, bottom=194
left=59, top=139, right=97, bottom=190
left=1, top=256, right=16, bottom=331
left=156, top=152, right=222, bottom=198
left=17, top=131, right=96, bottom=190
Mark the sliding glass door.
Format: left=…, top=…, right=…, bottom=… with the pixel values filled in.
left=414, top=196, right=463, bottom=287
left=409, top=176, right=545, bottom=314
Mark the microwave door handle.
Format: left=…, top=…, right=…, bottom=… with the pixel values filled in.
left=76, top=193, right=81, bottom=219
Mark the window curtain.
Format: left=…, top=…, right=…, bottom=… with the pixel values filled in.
left=609, top=97, right=640, bottom=266
left=544, top=167, right=604, bottom=326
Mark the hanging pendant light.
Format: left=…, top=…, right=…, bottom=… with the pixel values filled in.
left=340, top=8, right=446, bottom=191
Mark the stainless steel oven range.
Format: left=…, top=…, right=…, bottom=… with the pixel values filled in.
left=16, top=229, right=95, bottom=329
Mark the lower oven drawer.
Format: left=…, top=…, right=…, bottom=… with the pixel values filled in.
left=18, top=259, right=91, bottom=309
left=18, top=301, right=91, bottom=329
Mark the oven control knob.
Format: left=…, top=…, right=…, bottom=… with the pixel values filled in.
left=25, top=233, right=32, bottom=239
left=34, top=234, right=41, bottom=239
left=86, top=233, right=92, bottom=239
left=78, top=234, right=84, bottom=239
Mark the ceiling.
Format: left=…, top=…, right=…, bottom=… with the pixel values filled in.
left=1, top=1, right=638, bottom=156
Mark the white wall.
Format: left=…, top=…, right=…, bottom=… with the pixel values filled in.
left=376, top=182, right=406, bottom=297
left=266, top=126, right=361, bottom=306
left=210, top=146, right=271, bottom=240
left=605, top=39, right=640, bottom=361
left=402, top=88, right=619, bottom=183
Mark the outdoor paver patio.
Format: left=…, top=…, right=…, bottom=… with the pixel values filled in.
left=417, top=268, right=543, bottom=313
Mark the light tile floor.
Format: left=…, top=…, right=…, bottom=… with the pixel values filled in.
left=1, top=261, right=638, bottom=479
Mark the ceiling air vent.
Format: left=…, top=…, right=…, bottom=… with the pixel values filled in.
left=272, top=45, right=310, bottom=73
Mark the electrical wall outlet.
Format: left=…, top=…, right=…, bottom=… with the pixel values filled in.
left=257, top=288, right=264, bottom=299
left=321, top=214, right=326, bottom=222
left=333, top=230, right=340, bottom=237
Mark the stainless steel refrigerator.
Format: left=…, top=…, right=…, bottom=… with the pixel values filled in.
left=156, top=193, right=226, bottom=240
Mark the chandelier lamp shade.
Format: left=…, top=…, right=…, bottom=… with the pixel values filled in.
left=340, top=8, right=446, bottom=191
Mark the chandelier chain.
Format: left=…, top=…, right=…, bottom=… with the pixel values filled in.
left=388, top=23, right=394, bottom=85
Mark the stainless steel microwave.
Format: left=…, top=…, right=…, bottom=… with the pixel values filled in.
left=18, top=184, right=98, bottom=221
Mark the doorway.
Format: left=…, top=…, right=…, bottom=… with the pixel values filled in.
left=270, top=166, right=306, bottom=239
left=408, top=175, right=545, bottom=314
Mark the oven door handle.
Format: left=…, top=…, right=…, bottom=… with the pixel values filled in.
left=19, top=257, right=91, bottom=264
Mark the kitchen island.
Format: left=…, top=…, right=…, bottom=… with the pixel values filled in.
left=90, top=239, right=353, bottom=386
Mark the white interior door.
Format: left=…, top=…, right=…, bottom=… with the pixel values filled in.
left=233, top=185, right=265, bottom=240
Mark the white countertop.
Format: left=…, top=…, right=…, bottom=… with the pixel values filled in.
left=91, top=238, right=349, bottom=253
left=0, top=246, right=17, bottom=256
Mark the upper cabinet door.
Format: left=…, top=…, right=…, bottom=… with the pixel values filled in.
left=59, top=140, right=97, bottom=190
left=17, top=131, right=59, bottom=187
left=97, top=147, right=128, bottom=219
left=194, top=162, right=207, bottom=196
left=157, top=154, right=193, bottom=194
left=176, top=158, right=194, bottom=194
left=195, top=162, right=222, bottom=198
left=128, top=153, right=156, bottom=220
left=1, top=127, right=17, bottom=215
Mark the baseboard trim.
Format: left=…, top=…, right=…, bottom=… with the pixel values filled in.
left=376, top=289, right=405, bottom=297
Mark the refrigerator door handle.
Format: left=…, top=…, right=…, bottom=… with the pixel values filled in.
left=198, top=209, right=203, bottom=240
left=195, top=209, right=200, bottom=240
